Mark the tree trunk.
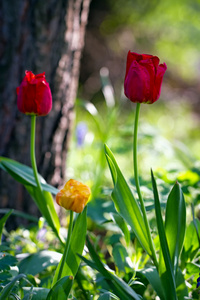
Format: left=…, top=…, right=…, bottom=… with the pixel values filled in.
left=0, top=0, right=91, bottom=226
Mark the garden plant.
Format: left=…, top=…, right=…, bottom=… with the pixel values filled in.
left=0, top=51, right=200, bottom=300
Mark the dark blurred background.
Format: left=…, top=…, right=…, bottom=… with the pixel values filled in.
left=80, top=0, right=200, bottom=109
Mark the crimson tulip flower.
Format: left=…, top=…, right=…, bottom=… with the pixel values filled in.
left=17, top=71, right=52, bottom=116
left=124, top=51, right=167, bottom=104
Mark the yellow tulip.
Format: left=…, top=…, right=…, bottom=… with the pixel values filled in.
left=56, top=179, right=91, bottom=213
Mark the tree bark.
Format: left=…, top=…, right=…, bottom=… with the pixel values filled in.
left=0, top=0, right=91, bottom=226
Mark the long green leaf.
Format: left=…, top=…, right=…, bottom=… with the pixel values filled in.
left=183, top=219, right=200, bottom=261
left=0, top=210, right=13, bottom=243
left=85, top=236, right=141, bottom=300
left=139, top=267, right=166, bottom=299
left=176, top=268, right=188, bottom=298
left=159, top=182, right=186, bottom=278
left=52, top=207, right=87, bottom=285
left=104, top=144, right=151, bottom=256
left=111, top=213, right=130, bottom=246
left=0, top=157, right=59, bottom=195
left=0, top=274, right=26, bottom=300
left=151, top=170, right=177, bottom=300
left=47, top=276, right=73, bottom=300
left=0, top=156, right=62, bottom=242
left=112, top=243, right=133, bottom=273
left=25, top=185, right=62, bottom=242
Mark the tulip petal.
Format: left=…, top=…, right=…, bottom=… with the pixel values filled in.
left=124, top=51, right=167, bottom=104
left=125, top=59, right=156, bottom=103
left=17, top=71, right=52, bottom=116
left=139, top=58, right=159, bottom=102
left=153, top=63, right=167, bottom=102
left=125, top=51, right=143, bottom=78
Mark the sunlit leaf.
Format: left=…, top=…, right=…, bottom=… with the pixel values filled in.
left=182, top=219, right=200, bottom=262
left=47, top=276, right=73, bottom=300
left=104, top=144, right=151, bottom=256
left=82, top=236, right=142, bottom=300
left=112, top=243, right=133, bottom=273
left=18, top=250, right=62, bottom=276
left=52, top=207, right=87, bottom=285
left=139, top=267, right=165, bottom=299
left=151, top=170, right=177, bottom=300
left=25, top=185, right=62, bottom=243
left=176, top=268, right=188, bottom=298
left=111, top=213, right=130, bottom=246
left=159, top=182, right=186, bottom=278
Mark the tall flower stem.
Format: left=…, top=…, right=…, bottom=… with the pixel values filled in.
left=30, top=115, right=64, bottom=245
left=30, top=116, right=43, bottom=196
left=133, top=103, right=158, bottom=269
left=57, top=210, right=74, bottom=281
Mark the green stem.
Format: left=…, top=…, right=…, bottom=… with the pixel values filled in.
left=133, top=103, right=158, bottom=269
left=30, top=116, right=64, bottom=245
left=57, top=211, right=74, bottom=281
left=30, top=116, right=43, bottom=194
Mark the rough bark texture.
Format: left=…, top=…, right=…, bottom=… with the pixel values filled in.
left=0, top=0, right=90, bottom=226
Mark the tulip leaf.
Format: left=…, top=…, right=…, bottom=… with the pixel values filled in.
left=47, top=276, right=73, bottom=300
left=176, top=268, right=188, bottom=298
left=0, top=210, right=13, bottom=244
left=139, top=267, right=166, bottom=299
left=80, top=236, right=141, bottom=300
left=0, top=274, right=26, bottom=300
left=159, top=182, right=186, bottom=279
left=18, top=250, right=62, bottom=276
left=111, top=213, right=130, bottom=246
left=104, top=144, right=151, bottom=257
left=25, top=185, right=62, bottom=241
left=0, top=157, right=59, bottom=195
left=112, top=243, right=133, bottom=273
left=23, top=287, right=50, bottom=300
left=0, top=157, right=63, bottom=242
left=52, top=207, right=87, bottom=285
left=182, top=218, right=200, bottom=262
left=151, top=170, right=177, bottom=300
left=97, top=293, right=112, bottom=300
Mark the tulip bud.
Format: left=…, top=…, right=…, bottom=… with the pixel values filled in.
left=17, top=70, right=52, bottom=116
left=56, top=179, right=91, bottom=213
left=124, top=51, right=167, bottom=104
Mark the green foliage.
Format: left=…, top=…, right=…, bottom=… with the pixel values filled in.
left=105, top=144, right=152, bottom=257
left=151, top=171, right=177, bottom=299
left=18, top=251, right=62, bottom=276
left=0, top=210, right=13, bottom=244
left=80, top=236, right=142, bottom=300
left=0, top=157, right=63, bottom=244
left=47, top=276, right=73, bottom=300
left=52, top=208, right=87, bottom=285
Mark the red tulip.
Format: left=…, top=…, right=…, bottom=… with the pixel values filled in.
left=16, top=71, right=52, bottom=116
left=124, top=51, right=167, bottom=104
